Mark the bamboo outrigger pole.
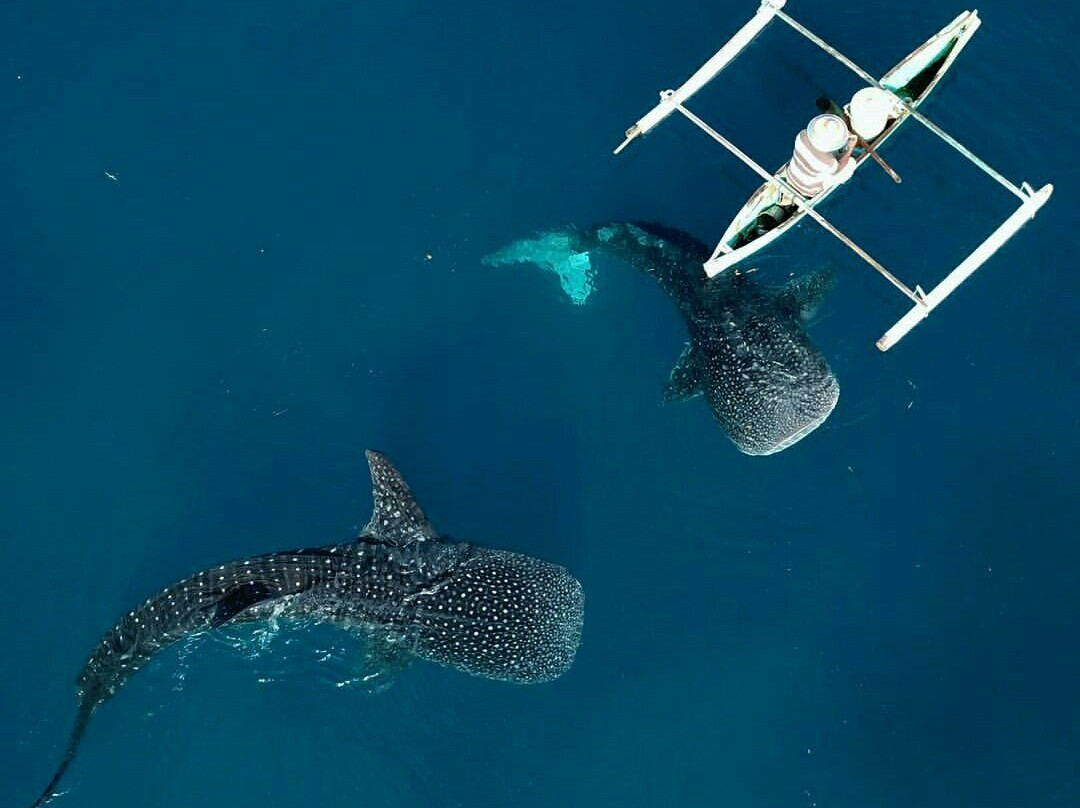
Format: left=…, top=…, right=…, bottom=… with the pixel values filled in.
left=876, top=182, right=1053, bottom=349
left=614, top=0, right=787, bottom=154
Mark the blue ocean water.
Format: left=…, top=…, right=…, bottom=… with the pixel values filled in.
left=2, top=0, right=1077, bottom=805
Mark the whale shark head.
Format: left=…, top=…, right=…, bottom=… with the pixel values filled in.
left=361, top=451, right=585, bottom=683
left=679, top=278, right=840, bottom=455
left=409, top=547, right=584, bottom=683
left=694, top=320, right=840, bottom=455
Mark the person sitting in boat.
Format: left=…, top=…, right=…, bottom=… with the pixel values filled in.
left=814, top=89, right=905, bottom=185
left=786, top=113, right=856, bottom=198
left=847, top=86, right=903, bottom=142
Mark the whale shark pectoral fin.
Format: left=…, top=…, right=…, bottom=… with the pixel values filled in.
left=361, top=450, right=438, bottom=546
left=777, top=268, right=836, bottom=322
left=664, top=342, right=705, bottom=402
left=356, top=630, right=414, bottom=694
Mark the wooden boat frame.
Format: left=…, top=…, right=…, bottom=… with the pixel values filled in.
left=613, top=0, right=1053, bottom=351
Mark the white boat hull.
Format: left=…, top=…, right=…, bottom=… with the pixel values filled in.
left=704, top=9, right=981, bottom=277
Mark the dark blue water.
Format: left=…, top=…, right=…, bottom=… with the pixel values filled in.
left=3, top=1, right=1077, bottom=806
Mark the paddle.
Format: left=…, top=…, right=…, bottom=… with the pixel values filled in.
left=816, top=96, right=902, bottom=184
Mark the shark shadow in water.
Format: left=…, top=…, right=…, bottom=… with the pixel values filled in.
left=486, top=222, right=839, bottom=455
left=28, top=451, right=584, bottom=807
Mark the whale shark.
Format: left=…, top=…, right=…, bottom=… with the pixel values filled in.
left=27, top=451, right=584, bottom=807
left=486, top=222, right=839, bottom=455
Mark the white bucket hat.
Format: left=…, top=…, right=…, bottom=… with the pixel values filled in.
left=849, top=87, right=898, bottom=140
left=806, top=113, right=849, bottom=153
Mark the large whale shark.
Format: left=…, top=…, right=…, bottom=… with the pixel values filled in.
left=28, top=451, right=584, bottom=807
left=485, top=222, right=839, bottom=455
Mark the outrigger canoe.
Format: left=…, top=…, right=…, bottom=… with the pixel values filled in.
left=613, top=0, right=1053, bottom=351
left=710, top=10, right=981, bottom=275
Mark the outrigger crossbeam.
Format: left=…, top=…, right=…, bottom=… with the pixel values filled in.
left=673, top=103, right=925, bottom=307
left=613, top=0, right=786, bottom=155
left=613, top=0, right=1053, bottom=351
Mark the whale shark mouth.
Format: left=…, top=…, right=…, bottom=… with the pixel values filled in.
left=743, top=394, right=839, bottom=456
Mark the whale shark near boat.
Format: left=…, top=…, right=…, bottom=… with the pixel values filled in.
left=485, top=222, right=839, bottom=455
left=27, top=451, right=584, bottom=807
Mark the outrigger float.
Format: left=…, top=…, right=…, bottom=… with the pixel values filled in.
left=614, top=0, right=1053, bottom=351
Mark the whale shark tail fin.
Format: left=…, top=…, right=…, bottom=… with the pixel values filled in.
left=486, top=222, right=716, bottom=312
left=29, top=697, right=95, bottom=808
left=482, top=232, right=596, bottom=305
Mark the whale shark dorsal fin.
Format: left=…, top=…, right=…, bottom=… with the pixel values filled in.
left=777, top=268, right=836, bottom=321
left=361, top=450, right=438, bottom=545
left=664, top=342, right=705, bottom=401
